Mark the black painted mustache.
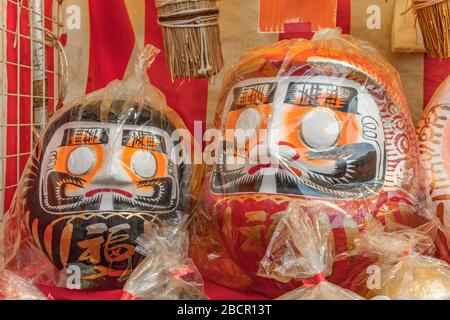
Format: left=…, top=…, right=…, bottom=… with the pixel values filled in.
left=304, top=143, right=377, bottom=184
left=45, top=171, right=100, bottom=212
left=210, top=143, right=379, bottom=197
left=113, top=177, right=175, bottom=211
left=45, top=172, right=175, bottom=213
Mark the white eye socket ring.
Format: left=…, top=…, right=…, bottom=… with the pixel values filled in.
left=131, top=150, right=157, bottom=179
left=67, top=146, right=97, bottom=176
left=235, top=108, right=262, bottom=140
left=299, top=108, right=341, bottom=150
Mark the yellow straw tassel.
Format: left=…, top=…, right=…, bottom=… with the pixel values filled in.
left=156, top=0, right=224, bottom=79
left=412, top=0, right=450, bottom=59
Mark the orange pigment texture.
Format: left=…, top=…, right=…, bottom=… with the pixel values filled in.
left=259, top=0, right=337, bottom=32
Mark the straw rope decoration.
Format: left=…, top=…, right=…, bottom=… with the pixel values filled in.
left=156, top=0, right=224, bottom=79
left=412, top=0, right=450, bottom=59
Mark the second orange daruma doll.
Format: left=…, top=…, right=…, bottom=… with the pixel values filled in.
left=190, top=29, right=433, bottom=297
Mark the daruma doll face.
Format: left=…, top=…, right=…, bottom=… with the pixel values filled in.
left=211, top=76, right=386, bottom=198
left=192, top=38, right=431, bottom=297
left=40, top=123, right=177, bottom=214
left=24, top=102, right=187, bottom=289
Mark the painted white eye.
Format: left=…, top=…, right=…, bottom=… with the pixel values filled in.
left=131, top=150, right=156, bottom=179
left=67, top=146, right=96, bottom=176
left=300, top=108, right=340, bottom=150
left=235, top=108, right=261, bottom=139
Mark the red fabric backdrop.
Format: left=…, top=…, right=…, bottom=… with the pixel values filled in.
left=85, top=0, right=208, bottom=136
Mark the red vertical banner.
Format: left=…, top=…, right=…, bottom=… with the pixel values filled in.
left=44, top=0, right=55, bottom=113
left=144, top=0, right=208, bottom=136
left=19, top=0, right=32, bottom=158
left=86, top=0, right=136, bottom=93
left=6, top=1, right=19, bottom=190
left=424, top=57, right=450, bottom=108
left=336, top=0, right=351, bottom=34
left=5, top=0, right=32, bottom=212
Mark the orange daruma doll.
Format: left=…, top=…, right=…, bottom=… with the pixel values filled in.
left=190, top=29, right=433, bottom=297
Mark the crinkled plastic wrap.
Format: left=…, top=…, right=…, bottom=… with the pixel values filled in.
left=349, top=220, right=450, bottom=299
left=0, top=270, right=47, bottom=300
left=0, top=44, right=200, bottom=292
left=417, top=76, right=450, bottom=264
left=258, top=202, right=364, bottom=300
left=189, top=28, right=434, bottom=297
left=121, top=222, right=206, bottom=300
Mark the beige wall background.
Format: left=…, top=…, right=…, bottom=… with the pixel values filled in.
left=63, top=0, right=90, bottom=103
left=350, top=0, right=424, bottom=122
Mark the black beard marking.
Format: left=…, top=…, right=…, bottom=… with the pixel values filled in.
left=210, top=165, right=263, bottom=194
left=113, top=177, right=175, bottom=211
left=44, top=172, right=102, bottom=212
left=274, top=170, right=375, bottom=198
left=305, top=143, right=377, bottom=185
left=44, top=173, right=177, bottom=213
left=210, top=143, right=381, bottom=198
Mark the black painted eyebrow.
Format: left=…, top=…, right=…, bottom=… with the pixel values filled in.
left=284, top=82, right=360, bottom=114
left=230, top=82, right=276, bottom=111
left=60, top=128, right=109, bottom=146
left=121, top=129, right=166, bottom=153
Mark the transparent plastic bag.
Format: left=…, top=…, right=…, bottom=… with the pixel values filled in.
left=189, top=28, right=434, bottom=297
left=0, top=44, right=201, bottom=291
left=417, top=75, right=450, bottom=264
left=121, top=222, right=206, bottom=300
left=258, top=201, right=364, bottom=300
left=0, top=270, right=47, bottom=300
left=349, top=220, right=450, bottom=299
